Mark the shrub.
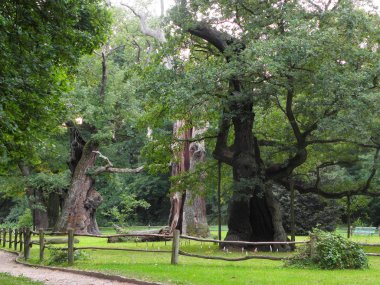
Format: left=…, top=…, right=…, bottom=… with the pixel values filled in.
left=47, top=249, right=90, bottom=265
left=287, top=229, right=368, bottom=269
left=17, top=209, right=33, bottom=228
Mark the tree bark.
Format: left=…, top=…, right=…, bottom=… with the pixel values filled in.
left=223, top=100, right=289, bottom=250
left=56, top=141, right=102, bottom=234
left=47, top=192, right=62, bottom=229
left=56, top=122, right=102, bottom=234
left=182, top=131, right=209, bottom=237
left=168, top=120, right=191, bottom=233
left=168, top=121, right=210, bottom=236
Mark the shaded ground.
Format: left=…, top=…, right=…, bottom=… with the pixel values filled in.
left=0, top=250, right=137, bottom=285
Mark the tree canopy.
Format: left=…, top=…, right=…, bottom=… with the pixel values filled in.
left=0, top=0, right=111, bottom=163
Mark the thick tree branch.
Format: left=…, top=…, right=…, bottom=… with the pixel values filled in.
left=306, top=139, right=378, bottom=148
left=121, top=3, right=166, bottom=43
left=172, top=0, right=240, bottom=54
left=93, top=151, right=113, bottom=167
left=213, top=112, right=234, bottom=165
left=92, top=165, right=144, bottom=175
left=285, top=80, right=303, bottom=146
left=91, top=151, right=144, bottom=175
left=174, top=135, right=218, bottom=143
left=279, top=148, right=380, bottom=199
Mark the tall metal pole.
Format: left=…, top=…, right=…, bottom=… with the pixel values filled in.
left=290, top=175, right=295, bottom=242
left=217, top=161, right=222, bottom=241
left=347, top=195, right=352, bottom=238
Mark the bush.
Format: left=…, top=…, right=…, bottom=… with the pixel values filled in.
left=17, top=209, right=33, bottom=228
left=287, top=229, right=368, bottom=269
left=47, top=249, right=90, bottom=265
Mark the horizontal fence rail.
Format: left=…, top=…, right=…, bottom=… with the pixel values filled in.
left=178, top=250, right=284, bottom=261
left=1, top=227, right=380, bottom=266
left=180, top=235, right=308, bottom=246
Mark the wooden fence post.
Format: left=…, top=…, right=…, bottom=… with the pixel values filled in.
left=2, top=228, right=6, bottom=247
left=39, top=229, right=45, bottom=262
left=171, top=229, right=180, bottom=265
left=14, top=229, right=18, bottom=250
left=68, top=229, right=74, bottom=265
left=24, top=228, right=31, bottom=260
left=8, top=228, right=12, bottom=249
left=19, top=228, right=23, bottom=252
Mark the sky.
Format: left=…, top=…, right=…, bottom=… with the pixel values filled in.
left=113, top=0, right=380, bottom=15
left=111, top=0, right=175, bottom=15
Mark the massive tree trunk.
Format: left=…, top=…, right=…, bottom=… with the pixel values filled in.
left=224, top=99, right=289, bottom=250
left=55, top=122, right=102, bottom=234
left=168, top=121, right=209, bottom=236
left=182, top=130, right=209, bottom=237
left=168, top=120, right=191, bottom=233
left=168, top=4, right=290, bottom=247
left=56, top=141, right=102, bottom=234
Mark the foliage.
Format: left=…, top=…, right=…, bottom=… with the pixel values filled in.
left=27, top=171, right=70, bottom=196
left=0, top=0, right=111, bottom=161
left=3, top=198, right=29, bottom=225
left=0, top=175, right=26, bottom=198
left=103, top=193, right=150, bottom=226
left=17, top=208, right=33, bottom=228
left=368, top=198, right=380, bottom=226
left=47, top=249, right=90, bottom=265
left=287, top=229, right=368, bottom=269
left=277, top=187, right=342, bottom=235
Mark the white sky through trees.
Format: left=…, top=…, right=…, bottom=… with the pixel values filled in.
left=112, top=0, right=379, bottom=15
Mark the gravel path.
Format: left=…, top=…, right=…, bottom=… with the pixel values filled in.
left=0, top=250, right=138, bottom=285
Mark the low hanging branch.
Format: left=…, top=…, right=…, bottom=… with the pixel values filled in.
left=279, top=147, right=380, bottom=199
left=91, top=151, right=144, bottom=175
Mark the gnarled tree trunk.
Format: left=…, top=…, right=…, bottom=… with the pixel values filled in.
left=168, top=120, right=191, bottom=233
left=168, top=121, right=209, bottom=236
left=182, top=129, right=209, bottom=237
left=55, top=122, right=102, bottom=234
left=224, top=101, right=289, bottom=250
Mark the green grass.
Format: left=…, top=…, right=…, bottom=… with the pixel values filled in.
left=0, top=273, right=43, bottom=285
left=17, top=227, right=380, bottom=285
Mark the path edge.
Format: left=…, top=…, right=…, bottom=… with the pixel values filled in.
left=0, top=248, right=164, bottom=285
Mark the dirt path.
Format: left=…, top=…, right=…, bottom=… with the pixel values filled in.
left=0, top=250, right=138, bottom=285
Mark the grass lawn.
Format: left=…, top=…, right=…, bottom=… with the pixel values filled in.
left=16, top=227, right=380, bottom=285
left=0, top=273, right=43, bottom=285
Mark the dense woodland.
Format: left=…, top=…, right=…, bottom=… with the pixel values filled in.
left=1, top=0, right=380, bottom=249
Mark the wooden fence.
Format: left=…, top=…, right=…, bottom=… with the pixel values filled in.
left=1, top=228, right=379, bottom=266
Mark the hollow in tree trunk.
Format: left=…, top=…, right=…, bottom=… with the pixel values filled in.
left=55, top=122, right=102, bottom=234
left=222, top=99, right=289, bottom=251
